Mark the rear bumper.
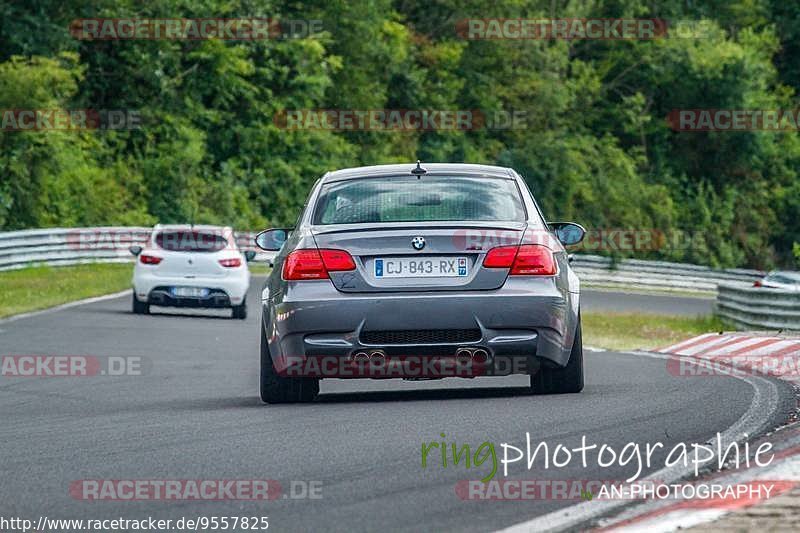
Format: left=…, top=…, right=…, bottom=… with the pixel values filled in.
left=147, top=288, right=233, bottom=308
left=263, top=277, right=579, bottom=375
left=133, top=271, right=249, bottom=308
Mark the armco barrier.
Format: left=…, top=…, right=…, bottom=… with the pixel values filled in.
left=569, top=255, right=762, bottom=295
left=0, top=227, right=271, bottom=270
left=716, top=283, right=800, bottom=331
left=0, top=228, right=763, bottom=295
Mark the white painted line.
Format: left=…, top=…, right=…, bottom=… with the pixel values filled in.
left=0, top=289, right=131, bottom=326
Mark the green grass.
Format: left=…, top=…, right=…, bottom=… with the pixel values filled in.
left=583, top=311, right=726, bottom=352
left=247, top=262, right=273, bottom=275
left=0, top=263, right=133, bottom=318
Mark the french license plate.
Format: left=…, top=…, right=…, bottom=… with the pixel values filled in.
left=374, top=257, right=468, bottom=278
left=171, top=287, right=209, bottom=298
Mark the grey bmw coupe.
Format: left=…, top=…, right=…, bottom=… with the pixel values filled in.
left=255, top=162, right=585, bottom=403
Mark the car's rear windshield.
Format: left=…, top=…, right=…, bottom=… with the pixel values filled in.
left=155, top=230, right=228, bottom=252
left=313, top=176, right=526, bottom=225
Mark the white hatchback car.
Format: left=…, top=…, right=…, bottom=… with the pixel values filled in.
left=130, top=225, right=253, bottom=318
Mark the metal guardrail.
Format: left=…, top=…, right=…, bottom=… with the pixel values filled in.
left=716, top=283, right=800, bottom=331
left=570, top=255, right=762, bottom=295
left=0, top=228, right=764, bottom=296
left=0, top=227, right=270, bottom=270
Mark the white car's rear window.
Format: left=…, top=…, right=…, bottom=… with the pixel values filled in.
left=155, top=231, right=228, bottom=252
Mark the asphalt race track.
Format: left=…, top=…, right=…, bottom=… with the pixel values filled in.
left=582, top=289, right=714, bottom=316
left=0, top=279, right=789, bottom=532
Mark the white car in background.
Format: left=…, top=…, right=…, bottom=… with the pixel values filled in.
left=130, top=225, right=254, bottom=319
left=753, top=270, right=800, bottom=291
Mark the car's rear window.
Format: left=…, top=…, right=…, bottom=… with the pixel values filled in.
left=155, top=230, right=228, bottom=252
left=313, top=176, right=526, bottom=225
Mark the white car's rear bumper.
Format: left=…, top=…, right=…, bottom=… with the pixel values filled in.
left=133, top=270, right=250, bottom=307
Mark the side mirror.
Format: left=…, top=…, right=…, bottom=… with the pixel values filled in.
left=255, top=228, right=290, bottom=251
left=549, top=222, right=585, bottom=246
left=129, top=245, right=142, bottom=256
left=244, top=250, right=256, bottom=262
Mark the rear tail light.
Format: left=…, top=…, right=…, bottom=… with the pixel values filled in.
left=483, top=246, right=517, bottom=268
left=283, top=249, right=356, bottom=280
left=219, top=257, right=242, bottom=268
left=319, top=249, right=356, bottom=271
left=139, top=254, right=162, bottom=265
left=483, top=244, right=556, bottom=276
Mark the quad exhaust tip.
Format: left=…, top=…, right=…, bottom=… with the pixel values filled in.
left=369, top=350, right=386, bottom=364
left=455, top=348, right=473, bottom=364
left=472, top=348, right=489, bottom=364
left=351, top=352, right=370, bottom=363
left=455, top=347, right=490, bottom=364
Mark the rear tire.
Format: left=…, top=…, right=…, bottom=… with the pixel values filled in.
left=232, top=300, right=247, bottom=320
left=260, top=325, right=318, bottom=403
left=132, top=293, right=149, bottom=315
left=531, top=316, right=584, bottom=394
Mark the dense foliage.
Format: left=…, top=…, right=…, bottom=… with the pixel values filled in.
left=1, top=0, right=799, bottom=269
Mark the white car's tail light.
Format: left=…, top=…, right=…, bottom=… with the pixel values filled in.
left=139, top=254, right=163, bottom=265
left=219, top=257, right=242, bottom=268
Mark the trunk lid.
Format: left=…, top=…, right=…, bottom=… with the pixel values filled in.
left=312, top=221, right=526, bottom=292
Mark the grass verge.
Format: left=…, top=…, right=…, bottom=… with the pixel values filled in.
left=582, top=311, right=725, bottom=352
left=0, top=263, right=133, bottom=319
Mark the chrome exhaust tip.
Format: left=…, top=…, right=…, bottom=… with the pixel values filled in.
left=351, top=352, right=370, bottom=363
left=369, top=350, right=387, bottom=365
left=472, top=348, right=489, bottom=364
left=455, top=348, right=474, bottom=365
